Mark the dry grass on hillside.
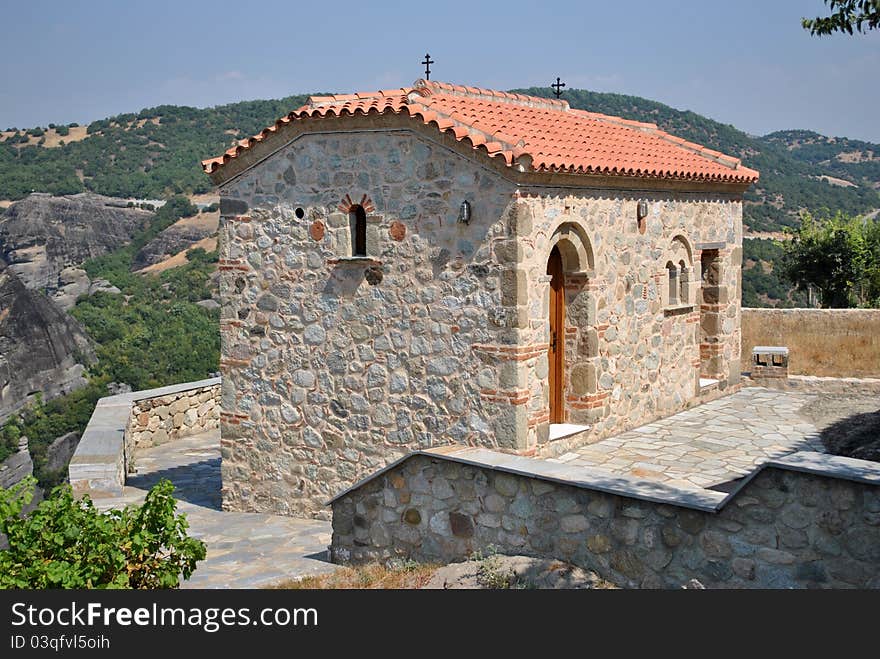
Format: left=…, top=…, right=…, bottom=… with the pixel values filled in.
left=136, top=236, right=217, bottom=275
left=0, top=125, right=88, bottom=148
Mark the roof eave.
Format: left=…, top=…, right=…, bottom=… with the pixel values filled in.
left=203, top=110, right=758, bottom=194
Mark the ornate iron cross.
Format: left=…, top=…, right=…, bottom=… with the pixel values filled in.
left=422, top=53, right=434, bottom=80
left=552, top=77, right=566, bottom=98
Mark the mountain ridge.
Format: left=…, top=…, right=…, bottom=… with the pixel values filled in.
left=1, top=88, right=878, bottom=233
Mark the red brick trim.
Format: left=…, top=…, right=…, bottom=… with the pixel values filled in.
left=472, top=343, right=548, bottom=361
left=338, top=193, right=376, bottom=213
left=479, top=388, right=531, bottom=405
left=528, top=410, right=550, bottom=427
left=219, top=258, right=249, bottom=272
left=220, top=412, right=250, bottom=425
left=567, top=392, right=609, bottom=410
left=220, top=358, right=251, bottom=367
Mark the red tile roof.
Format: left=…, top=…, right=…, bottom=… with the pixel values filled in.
left=203, top=80, right=758, bottom=184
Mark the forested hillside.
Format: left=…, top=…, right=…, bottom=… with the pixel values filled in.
left=3, top=88, right=878, bottom=234
left=0, top=95, right=311, bottom=200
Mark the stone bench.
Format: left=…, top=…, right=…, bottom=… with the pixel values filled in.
left=751, top=346, right=789, bottom=379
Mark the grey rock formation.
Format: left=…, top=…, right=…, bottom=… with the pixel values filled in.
left=132, top=219, right=214, bottom=270
left=88, top=279, right=121, bottom=296
left=196, top=299, right=220, bottom=310
left=0, top=436, right=33, bottom=489
left=0, top=262, right=95, bottom=420
left=0, top=192, right=152, bottom=292
left=45, top=431, right=80, bottom=473
left=53, top=266, right=91, bottom=310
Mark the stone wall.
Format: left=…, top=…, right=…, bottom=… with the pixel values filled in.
left=513, top=191, right=741, bottom=451
left=70, top=378, right=220, bottom=497
left=128, top=384, right=220, bottom=450
left=217, top=122, right=744, bottom=518
left=218, top=130, right=519, bottom=517
left=331, top=453, right=880, bottom=589
left=742, top=308, right=880, bottom=378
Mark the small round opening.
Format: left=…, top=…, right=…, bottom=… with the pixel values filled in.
left=295, top=207, right=305, bottom=219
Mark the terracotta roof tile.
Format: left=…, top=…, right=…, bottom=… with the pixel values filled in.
left=203, top=80, right=759, bottom=184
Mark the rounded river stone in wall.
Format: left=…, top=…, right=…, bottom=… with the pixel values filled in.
left=309, top=220, right=325, bottom=241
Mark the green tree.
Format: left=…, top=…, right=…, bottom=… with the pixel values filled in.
left=0, top=477, right=206, bottom=589
left=803, top=0, right=880, bottom=35
left=781, top=211, right=873, bottom=307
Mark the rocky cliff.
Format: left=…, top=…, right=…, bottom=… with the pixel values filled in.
left=0, top=436, right=33, bottom=490
left=132, top=211, right=218, bottom=271
left=0, top=262, right=95, bottom=419
left=0, top=192, right=152, bottom=298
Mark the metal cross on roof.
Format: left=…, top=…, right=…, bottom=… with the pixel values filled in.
left=551, top=77, right=566, bottom=98
left=422, top=53, right=434, bottom=80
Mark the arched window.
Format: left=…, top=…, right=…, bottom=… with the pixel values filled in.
left=349, top=204, right=367, bottom=256
left=666, top=261, right=679, bottom=306
left=679, top=259, right=688, bottom=305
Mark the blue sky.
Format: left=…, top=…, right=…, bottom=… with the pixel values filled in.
left=2, top=0, right=878, bottom=141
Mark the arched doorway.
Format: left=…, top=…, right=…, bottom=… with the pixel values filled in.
left=547, top=245, right=565, bottom=423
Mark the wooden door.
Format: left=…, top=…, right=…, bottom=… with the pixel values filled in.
left=547, top=246, right=565, bottom=423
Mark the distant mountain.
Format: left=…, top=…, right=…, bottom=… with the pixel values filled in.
left=761, top=129, right=880, bottom=192
left=1, top=87, right=878, bottom=234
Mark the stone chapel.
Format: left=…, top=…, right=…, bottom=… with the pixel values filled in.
left=203, top=80, right=758, bottom=517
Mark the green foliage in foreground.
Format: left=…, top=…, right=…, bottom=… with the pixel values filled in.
left=782, top=212, right=880, bottom=308
left=0, top=478, right=206, bottom=589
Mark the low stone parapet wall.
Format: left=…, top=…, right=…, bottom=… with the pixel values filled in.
left=330, top=448, right=880, bottom=589
left=69, top=377, right=220, bottom=497
left=127, top=383, right=220, bottom=451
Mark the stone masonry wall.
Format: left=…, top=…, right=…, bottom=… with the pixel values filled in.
left=218, top=130, right=519, bottom=517
left=217, top=125, right=744, bottom=517
left=512, top=191, right=741, bottom=451
left=128, top=384, right=220, bottom=451
left=331, top=454, right=880, bottom=589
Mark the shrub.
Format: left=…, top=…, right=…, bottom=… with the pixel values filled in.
left=0, top=478, right=206, bottom=589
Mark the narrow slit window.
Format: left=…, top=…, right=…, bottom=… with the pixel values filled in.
left=679, top=260, right=688, bottom=305
left=350, top=204, right=367, bottom=256
left=666, top=262, right=679, bottom=306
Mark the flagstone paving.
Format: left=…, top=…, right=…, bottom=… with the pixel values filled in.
left=549, top=388, right=825, bottom=491
left=96, top=432, right=336, bottom=589
left=99, top=387, right=827, bottom=587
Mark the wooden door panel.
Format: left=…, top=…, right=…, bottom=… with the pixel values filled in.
left=547, top=247, right=565, bottom=424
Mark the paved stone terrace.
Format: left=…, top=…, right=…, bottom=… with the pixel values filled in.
left=550, top=388, right=824, bottom=491
left=95, top=388, right=826, bottom=587
left=96, top=432, right=335, bottom=589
